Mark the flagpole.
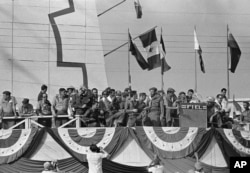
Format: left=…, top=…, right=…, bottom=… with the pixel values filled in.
left=194, top=26, right=197, bottom=93
left=227, top=24, right=230, bottom=98
left=128, top=28, right=131, bottom=89
left=97, top=0, right=126, bottom=17
left=161, top=28, right=164, bottom=91
left=104, top=26, right=158, bottom=57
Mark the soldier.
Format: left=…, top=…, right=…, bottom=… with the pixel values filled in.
left=147, top=87, right=164, bottom=126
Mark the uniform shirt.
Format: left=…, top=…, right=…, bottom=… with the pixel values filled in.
left=1, top=96, right=17, bottom=117
left=149, top=94, right=163, bottom=112
left=242, top=109, right=250, bottom=123
left=87, top=152, right=108, bottom=173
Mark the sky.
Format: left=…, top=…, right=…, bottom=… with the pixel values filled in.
left=96, top=0, right=250, bottom=99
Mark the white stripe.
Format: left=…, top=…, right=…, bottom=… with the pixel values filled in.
left=145, top=41, right=160, bottom=58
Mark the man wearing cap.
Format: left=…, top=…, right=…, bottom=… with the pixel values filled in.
left=0, top=91, right=17, bottom=129
left=163, top=88, right=178, bottom=127
left=52, top=88, right=69, bottom=127
left=147, top=87, right=164, bottom=126
left=18, top=98, right=34, bottom=117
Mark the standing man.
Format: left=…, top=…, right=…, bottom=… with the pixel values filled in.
left=36, top=93, right=52, bottom=127
left=186, top=89, right=194, bottom=103
left=51, top=88, right=69, bottom=127
left=164, top=88, right=178, bottom=127
left=87, top=144, right=109, bottom=173
left=38, top=84, right=48, bottom=101
left=0, top=91, right=17, bottom=129
left=147, top=87, right=164, bottom=126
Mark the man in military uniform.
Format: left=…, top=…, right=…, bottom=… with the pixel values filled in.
left=147, top=87, right=164, bottom=126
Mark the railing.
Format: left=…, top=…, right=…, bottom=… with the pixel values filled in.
left=1, top=115, right=82, bottom=129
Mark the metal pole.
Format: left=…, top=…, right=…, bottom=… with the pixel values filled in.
left=194, top=26, right=197, bottom=93
left=161, top=27, right=164, bottom=91
left=98, top=0, right=126, bottom=17
left=128, top=28, right=131, bottom=89
left=11, top=0, right=14, bottom=93
left=227, top=25, right=230, bottom=98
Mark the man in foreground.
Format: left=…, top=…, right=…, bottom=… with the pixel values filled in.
left=87, top=144, right=109, bottom=173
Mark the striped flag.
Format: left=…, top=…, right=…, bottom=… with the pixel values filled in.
left=228, top=32, right=241, bottom=73
left=134, top=0, right=142, bottom=19
left=194, top=29, right=205, bottom=73
left=129, top=33, right=149, bottom=70
left=160, top=33, right=171, bottom=74
left=139, top=29, right=161, bottom=70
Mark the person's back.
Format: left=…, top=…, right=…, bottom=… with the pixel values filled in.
left=86, top=144, right=108, bottom=173
left=87, top=152, right=106, bottom=173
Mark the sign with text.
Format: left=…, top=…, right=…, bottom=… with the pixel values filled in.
left=179, top=103, right=207, bottom=128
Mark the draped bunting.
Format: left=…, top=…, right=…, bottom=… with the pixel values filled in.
left=134, top=127, right=207, bottom=158
left=0, top=128, right=38, bottom=164
left=49, top=127, right=130, bottom=162
left=218, top=128, right=250, bottom=156
left=0, top=127, right=247, bottom=173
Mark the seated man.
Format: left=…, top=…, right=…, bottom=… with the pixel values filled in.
left=36, top=93, right=52, bottom=127
left=52, top=88, right=69, bottom=127
left=126, top=91, right=139, bottom=127
left=18, top=98, right=34, bottom=117
left=0, top=91, right=17, bottom=129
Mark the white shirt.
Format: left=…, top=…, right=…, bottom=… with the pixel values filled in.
left=87, top=152, right=108, bottom=173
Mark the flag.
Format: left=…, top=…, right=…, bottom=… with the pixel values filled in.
left=134, top=0, right=142, bottom=19
left=194, top=29, right=205, bottom=73
left=129, top=33, right=149, bottom=70
left=160, top=33, right=171, bottom=74
left=139, top=29, right=161, bottom=70
left=228, top=32, right=241, bottom=73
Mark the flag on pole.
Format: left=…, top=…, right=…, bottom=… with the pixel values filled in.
left=228, top=32, right=241, bottom=73
left=194, top=29, right=205, bottom=73
left=134, top=0, right=142, bottom=19
left=160, top=33, right=171, bottom=74
left=129, top=33, right=149, bottom=70
left=139, top=29, right=161, bottom=70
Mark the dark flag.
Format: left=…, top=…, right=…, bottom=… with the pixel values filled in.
left=134, top=0, right=142, bottom=19
left=129, top=33, right=149, bottom=70
left=160, top=34, right=171, bottom=74
left=139, top=29, right=161, bottom=70
left=194, top=29, right=205, bottom=73
left=228, top=33, right=241, bottom=73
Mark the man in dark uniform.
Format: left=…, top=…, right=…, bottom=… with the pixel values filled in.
left=147, top=87, right=164, bottom=126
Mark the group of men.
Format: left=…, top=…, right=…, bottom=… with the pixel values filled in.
left=1, top=85, right=250, bottom=129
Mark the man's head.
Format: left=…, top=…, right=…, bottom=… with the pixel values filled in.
left=89, top=144, right=100, bottom=153
left=167, top=88, right=175, bottom=97
left=149, top=87, right=157, bottom=97
left=216, top=94, right=223, bottom=104
left=158, top=90, right=165, bottom=96
left=59, top=88, right=66, bottom=97
left=41, top=84, right=48, bottom=93
left=67, top=86, right=75, bottom=95
left=92, top=88, right=98, bottom=97
left=42, top=93, right=48, bottom=101
left=109, top=89, right=116, bottom=97
left=187, top=89, right=194, bottom=97
left=102, top=91, right=108, bottom=98
left=139, top=92, right=146, bottom=102
left=2, top=91, right=11, bottom=100
left=221, top=88, right=227, bottom=96
left=243, top=101, right=249, bottom=110
left=43, top=162, right=51, bottom=171
left=22, top=98, right=29, bottom=106
left=130, top=90, right=138, bottom=101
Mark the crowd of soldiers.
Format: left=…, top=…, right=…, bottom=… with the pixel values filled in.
left=0, top=85, right=250, bottom=129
